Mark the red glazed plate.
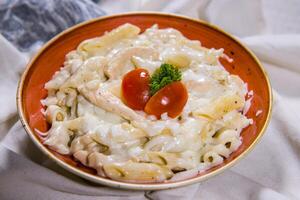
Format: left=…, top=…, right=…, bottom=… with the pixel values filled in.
left=17, top=12, right=272, bottom=190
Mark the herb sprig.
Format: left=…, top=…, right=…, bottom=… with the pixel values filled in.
left=149, top=63, right=182, bottom=95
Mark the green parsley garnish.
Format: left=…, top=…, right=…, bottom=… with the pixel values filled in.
left=149, top=63, right=182, bottom=95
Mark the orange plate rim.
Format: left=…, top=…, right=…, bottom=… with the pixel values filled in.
left=17, top=12, right=273, bottom=190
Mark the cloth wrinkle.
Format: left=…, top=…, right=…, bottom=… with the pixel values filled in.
left=0, top=0, right=299, bottom=199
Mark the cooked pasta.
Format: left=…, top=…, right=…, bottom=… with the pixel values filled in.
left=41, top=23, right=253, bottom=183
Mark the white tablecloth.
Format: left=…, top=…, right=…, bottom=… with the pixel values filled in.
left=1, top=0, right=300, bottom=199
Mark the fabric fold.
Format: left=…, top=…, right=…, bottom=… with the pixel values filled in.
left=0, top=0, right=300, bottom=199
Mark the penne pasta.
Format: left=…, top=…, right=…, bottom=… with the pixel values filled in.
left=77, top=23, right=141, bottom=58
left=41, top=23, right=252, bottom=183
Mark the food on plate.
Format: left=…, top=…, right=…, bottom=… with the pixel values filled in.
left=122, top=68, right=150, bottom=110
left=144, top=80, right=188, bottom=118
left=40, top=23, right=253, bottom=183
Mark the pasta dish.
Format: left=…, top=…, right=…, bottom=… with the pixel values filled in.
left=40, top=23, right=253, bottom=182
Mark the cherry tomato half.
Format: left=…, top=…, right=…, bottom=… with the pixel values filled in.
left=144, top=81, right=188, bottom=119
left=122, top=68, right=150, bottom=110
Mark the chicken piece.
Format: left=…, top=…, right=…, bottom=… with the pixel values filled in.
left=105, top=47, right=159, bottom=79
left=79, top=87, right=142, bottom=122
left=61, top=56, right=107, bottom=89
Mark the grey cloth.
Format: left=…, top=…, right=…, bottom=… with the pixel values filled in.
left=1, top=0, right=300, bottom=200
left=0, top=0, right=105, bottom=52
left=0, top=145, right=146, bottom=200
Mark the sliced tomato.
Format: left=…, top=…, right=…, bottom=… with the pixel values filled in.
left=122, top=68, right=150, bottom=110
left=144, top=81, right=188, bottom=118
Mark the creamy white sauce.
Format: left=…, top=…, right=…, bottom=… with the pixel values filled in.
left=41, top=23, right=252, bottom=183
